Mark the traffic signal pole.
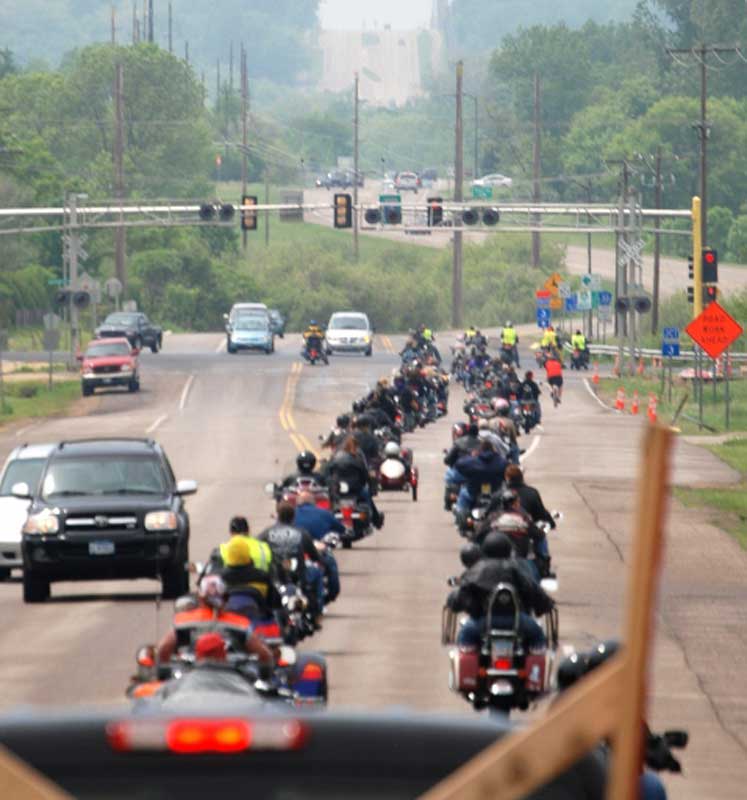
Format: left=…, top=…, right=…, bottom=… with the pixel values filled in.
left=692, top=196, right=703, bottom=318
left=452, top=61, right=464, bottom=329
left=353, top=72, right=360, bottom=262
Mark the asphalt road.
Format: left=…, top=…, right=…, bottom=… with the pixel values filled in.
left=0, top=332, right=745, bottom=797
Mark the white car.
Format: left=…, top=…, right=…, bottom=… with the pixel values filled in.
left=395, top=172, right=420, bottom=193
left=0, top=443, right=56, bottom=579
left=472, top=173, right=513, bottom=188
left=325, top=312, right=373, bottom=356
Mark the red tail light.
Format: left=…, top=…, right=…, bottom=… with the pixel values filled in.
left=493, top=658, right=512, bottom=670
left=485, top=381, right=493, bottom=389
left=316, top=498, right=331, bottom=510
left=107, top=718, right=309, bottom=754
left=341, top=506, right=353, bottom=521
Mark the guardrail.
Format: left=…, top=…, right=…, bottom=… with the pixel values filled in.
left=565, top=342, right=747, bottom=362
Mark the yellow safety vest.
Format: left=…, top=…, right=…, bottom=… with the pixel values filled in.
left=502, top=327, right=517, bottom=346
left=219, top=535, right=273, bottom=596
left=571, top=334, right=586, bottom=350
left=541, top=330, right=557, bottom=348
left=423, top=328, right=433, bottom=342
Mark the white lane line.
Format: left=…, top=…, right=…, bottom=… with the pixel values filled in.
left=179, top=373, right=195, bottom=411
left=15, top=422, right=40, bottom=439
left=146, top=414, right=168, bottom=435
left=583, top=378, right=618, bottom=412
left=215, top=338, right=227, bottom=354
left=521, top=433, right=542, bottom=463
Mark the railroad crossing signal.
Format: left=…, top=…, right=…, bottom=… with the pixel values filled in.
left=240, top=195, right=258, bottom=231
left=333, top=193, right=352, bottom=229
left=427, top=197, right=443, bottom=227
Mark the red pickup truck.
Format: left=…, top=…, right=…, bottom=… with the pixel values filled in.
left=80, top=337, right=140, bottom=396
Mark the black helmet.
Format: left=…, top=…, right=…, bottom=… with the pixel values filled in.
left=500, top=488, right=519, bottom=510
left=460, top=543, right=482, bottom=569
left=355, top=413, right=373, bottom=429
left=556, top=652, right=589, bottom=691
left=296, top=451, right=317, bottom=473
left=587, top=639, right=620, bottom=671
left=336, top=414, right=351, bottom=428
left=481, top=531, right=512, bottom=559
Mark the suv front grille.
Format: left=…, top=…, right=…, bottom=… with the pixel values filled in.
left=65, top=515, right=138, bottom=533
left=93, top=365, right=121, bottom=374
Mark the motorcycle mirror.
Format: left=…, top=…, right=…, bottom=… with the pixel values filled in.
left=447, top=576, right=459, bottom=587
left=188, top=561, right=205, bottom=575
left=279, top=645, right=297, bottom=666
left=471, top=508, right=483, bottom=520
left=540, top=577, right=559, bottom=594
left=136, top=645, right=156, bottom=667
left=339, top=480, right=349, bottom=494
left=264, top=481, right=277, bottom=496
left=552, top=510, right=563, bottom=522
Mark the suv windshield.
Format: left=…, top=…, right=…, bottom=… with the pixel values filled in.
left=0, top=458, right=47, bottom=496
left=329, top=316, right=367, bottom=330
left=42, top=456, right=167, bottom=498
left=105, top=313, right=138, bottom=326
left=85, top=342, right=131, bottom=358
left=233, top=314, right=268, bottom=331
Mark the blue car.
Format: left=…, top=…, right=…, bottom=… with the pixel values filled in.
left=225, top=308, right=275, bottom=355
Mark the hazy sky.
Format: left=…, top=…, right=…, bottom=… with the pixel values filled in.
left=319, top=0, right=432, bottom=30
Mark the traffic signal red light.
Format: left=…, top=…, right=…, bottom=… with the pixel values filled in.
left=704, top=285, right=718, bottom=305
left=241, top=195, right=258, bottom=231
left=427, top=197, right=443, bottom=227
left=702, top=248, right=718, bottom=283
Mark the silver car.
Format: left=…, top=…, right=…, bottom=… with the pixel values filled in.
left=0, top=443, right=56, bottom=579
left=325, top=312, right=373, bottom=356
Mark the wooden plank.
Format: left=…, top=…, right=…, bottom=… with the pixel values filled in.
left=608, top=425, right=672, bottom=800
left=419, top=658, right=624, bottom=800
left=0, top=744, right=72, bottom=799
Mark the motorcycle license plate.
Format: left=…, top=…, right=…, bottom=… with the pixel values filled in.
left=481, top=483, right=491, bottom=495
left=89, top=540, right=115, bottom=556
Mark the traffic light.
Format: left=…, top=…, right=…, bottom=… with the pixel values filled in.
left=702, top=248, right=718, bottom=283
left=199, top=203, right=216, bottom=221
left=241, top=195, right=258, bottom=231
left=73, top=291, right=91, bottom=310
left=218, top=203, right=235, bottom=222
left=383, top=204, right=402, bottom=225
left=364, top=207, right=382, bottom=225
left=483, top=207, right=500, bottom=226
left=427, top=197, right=443, bottom=227
left=687, top=255, right=694, bottom=281
left=333, top=193, right=352, bottom=229
left=704, top=285, right=718, bottom=305
left=462, top=208, right=479, bottom=226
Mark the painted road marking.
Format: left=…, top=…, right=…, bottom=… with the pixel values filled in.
left=277, top=362, right=321, bottom=456
left=179, top=373, right=195, bottom=411
left=521, top=433, right=542, bottom=463
left=146, top=414, right=168, bottom=435
left=215, top=338, right=226, bottom=354
left=583, top=377, right=617, bottom=412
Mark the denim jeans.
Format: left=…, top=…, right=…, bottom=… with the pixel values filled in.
left=444, top=466, right=465, bottom=486
left=305, top=564, right=325, bottom=614
left=455, top=486, right=475, bottom=514
left=640, top=771, right=667, bottom=800
left=457, top=614, right=546, bottom=649
left=319, top=550, right=340, bottom=602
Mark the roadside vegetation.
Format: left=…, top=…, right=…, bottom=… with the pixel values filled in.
left=675, top=438, right=747, bottom=549
left=0, top=379, right=81, bottom=426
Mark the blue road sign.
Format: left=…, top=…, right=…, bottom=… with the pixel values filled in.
left=598, top=290, right=613, bottom=306
left=564, top=295, right=578, bottom=313
left=536, top=295, right=551, bottom=308
left=662, top=343, right=680, bottom=357
left=662, top=327, right=680, bottom=341
left=536, top=308, right=551, bottom=328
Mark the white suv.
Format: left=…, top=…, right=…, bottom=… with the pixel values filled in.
left=325, top=312, right=373, bottom=356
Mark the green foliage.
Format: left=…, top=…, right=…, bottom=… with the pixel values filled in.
left=727, top=216, right=747, bottom=264
left=708, top=206, right=734, bottom=257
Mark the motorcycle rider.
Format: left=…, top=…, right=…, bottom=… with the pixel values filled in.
left=501, top=320, right=520, bottom=367
left=519, top=370, right=542, bottom=424
left=540, top=324, right=559, bottom=352
left=156, top=575, right=273, bottom=667
left=327, top=436, right=385, bottom=529
left=454, top=439, right=507, bottom=515
left=504, top=465, right=557, bottom=532
left=352, top=414, right=381, bottom=467
left=488, top=488, right=552, bottom=580
left=321, top=414, right=351, bottom=451
left=365, top=379, right=398, bottom=425
left=258, top=501, right=325, bottom=626
left=302, top=319, right=328, bottom=364
left=294, top=490, right=343, bottom=603
left=281, top=450, right=328, bottom=489
left=544, top=349, right=564, bottom=404
left=443, top=422, right=480, bottom=510
left=208, top=516, right=278, bottom=621
left=489, top=397, right=520, bottom=465
left=448, top=531, right=554, bottom=649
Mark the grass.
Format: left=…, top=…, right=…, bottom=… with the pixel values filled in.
left=675, top=438, right=747, bottom=549
left=597, top=373, right=747, bottom=435
left=0, top=379, right=81, bottom=427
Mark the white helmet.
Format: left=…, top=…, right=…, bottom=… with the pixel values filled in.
left=198, top=575, right=226, bottom=610
left=491, top=397, right=510, bottom=415
left=384, top=441, right=401, bottom=458
left=505, top=320, right=512, bottom=327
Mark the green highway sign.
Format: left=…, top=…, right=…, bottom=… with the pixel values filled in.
left=472, top=186, right=493, bottom=199
left=48, top=278, right=66, bottom=286
left=379, top=194, right=401, bottom=204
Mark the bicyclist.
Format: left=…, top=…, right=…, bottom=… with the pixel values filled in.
left=544, top=351, right=564, bottom=405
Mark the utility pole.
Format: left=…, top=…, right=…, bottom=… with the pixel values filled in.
left=168, top=2, right=173, bottom=54
left=531, top=72, right=541, bottom=269
left=652, top=146, right=662, bottom=334
left=113, top=62, right=127, bottom=291
left=132, top=6, right=138, bottom=44
left=452, top=60, right=464, bottom=329
left=264, top=170, right=271, bottom=247
left=353, top=72, right=360, bottom=261
left=148, top=0, right=154, bottom=43
left=111, top=5, right=116, bottom=44
left=229, top=42, right=234, bottom=93
left=610, top=159, right=630, bottom=339
left=241, top=45, right=248, bottom=252
left=68, top=194, right=81, bottom=357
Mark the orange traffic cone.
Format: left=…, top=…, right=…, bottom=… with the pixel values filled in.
left=615, top=386, right=626, bottom=411
left=647, top=393, right=658, bottom=423
left=592, top=361, right=600, bottom=387
left=631, top=390, right=640, bottom=415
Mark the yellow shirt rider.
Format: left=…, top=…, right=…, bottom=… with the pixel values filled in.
left=501, top=321, right=518, bottom=347
left=540, top=326, right=558, bottom=350
left=303, top=320, right=325, bottom=342
left=571, top=330, right=587, bottom=351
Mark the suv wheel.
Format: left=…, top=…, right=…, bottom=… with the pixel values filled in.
left=82, top=383, right=94, bottom=397
left=23, top=570, right=50, bottom=603
left=227, top=341, right=237, bottom=354
left=128, top=377, right=140, bottom=392
left=133, top=336, right=143, bottom=351
left=162, top=563, right=190, bottom=600
left=150, top=339, right=159, bottom=354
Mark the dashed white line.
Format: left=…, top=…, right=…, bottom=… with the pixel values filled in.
left=146, top=414, right=168, bottom=435
left=215, top=338, right=227, bottom=354
left=179, top=373, right=195, bottom=411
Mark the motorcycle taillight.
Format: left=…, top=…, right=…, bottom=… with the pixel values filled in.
left=316, top=498, right=331, bottom=510
left=341, top=506, right=353, bottom=521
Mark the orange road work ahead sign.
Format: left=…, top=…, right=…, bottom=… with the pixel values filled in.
left=685, top=302, right=744, bottom=360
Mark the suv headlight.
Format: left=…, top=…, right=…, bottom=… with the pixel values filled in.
left=23, top=511, right=59, bottom=535
left=144, top=511, right=178, bottom=531
left=119, top=365, right=133, bottom=374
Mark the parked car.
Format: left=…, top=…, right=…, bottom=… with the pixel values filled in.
left=395, top=171, right=420, bottom=193
left=316, top=170, right=350, bottom=189
left=224, top=303, right=274, bottom=354
left=95, top=312, right=162, bottom=353
left=0, top=443, right=56, bottom=580
left=79, top=338, right=140, bottom=396
left=16, top=438, right=197, bottom=602
left=269, top=309, right=286, bottom=338
left=472, top=173, right=513, bottom=188
left=325, top=311, right=373, bottom=356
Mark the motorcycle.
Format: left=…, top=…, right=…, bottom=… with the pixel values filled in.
left=378, top=446, right=419, bottom=502
left=302, top=336, right=328, bottom=366
left=332, top=480, right=372, bottom=548
left=520, top=400, right=539, bottom=433
left=266, top=477, right=332, bottom=510
left=570, top=347, right=590, bottom=370
left=445, top=581, right=559, bottom=715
